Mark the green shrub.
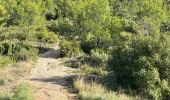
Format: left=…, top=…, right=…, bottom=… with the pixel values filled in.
left=47, top=18, right=74, bottom=36
left=65, top=49, right=109, bottom=67
left=36, top=31, right=58, bottom=43
left=55, top=18, right=74, bottom=36
left=80, top=49, right=108, bottom=67
left=47, top=20, right=58, bottom=33
left=109, top=32, right=170, bottom=99
left=14, top=33, right=29, bottom=41
left=109, top=17, right=126, bottom=35
left=0, top=56, right=12, bottom=68
left=10, top=47, right=38, bottom=61
left=0, top=78, right=5, bottom=85
left=80, top=33, right=98, bottom=54
left=81, top=32, right=112, bottom=54
left=162, top=88, right=170, bottom=100
left=0, top=27, right=31, bottom=41
left=0, top=92, right=12, bottom=100
left=0, top=40, right=14, bottom=55
left=0, top=83, right=33, bottom=100
left=59, top=39, right=82, bottom=57
left=13, top=83, right=33, bottom=100
left=161, top=80, right=170, bottom=100
left=0, top=26, right=59, bottom=43
left=13, top=43, right=38, bottom=61
left=90, top=49, right=108, bottom=67
left=0, top=41, right=38, bottom=61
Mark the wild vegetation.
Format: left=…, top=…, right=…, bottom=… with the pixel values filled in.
left=0, top=0, right=170, bottom=100
left=0, top=83, right=33, bottom=100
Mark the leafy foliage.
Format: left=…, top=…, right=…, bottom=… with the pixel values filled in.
left=0, top=0, right=169, bottom=99
left=0, top=41, right=38, bottom=61
left=0, top=0, right=58, bottom=63
left=59, top=39, right=82, bottom=57
left=55, top=0, right=170, bottom=99
left=109, top=33, right=170, bottom=99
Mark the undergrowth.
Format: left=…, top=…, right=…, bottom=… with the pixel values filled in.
left=0, top=83, right=33, bottom=100
left=73, top=77, right=137, bottom=100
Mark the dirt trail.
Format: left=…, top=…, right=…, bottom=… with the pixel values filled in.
left=19, top=45, right=77, bottom=100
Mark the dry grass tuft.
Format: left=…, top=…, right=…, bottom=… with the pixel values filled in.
left=74, top=77, right=136, bottom=100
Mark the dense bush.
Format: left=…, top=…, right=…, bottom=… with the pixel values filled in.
left=0, top=0, right=169, bottom=99
left=0, top=41, right=38, bottom=61
left=80, top=34, right=98, bottom=54
left=10, top=43, right=38, bottom=61
left=64, top=48, right=109, bottom=68
left=59, top=39, right=82, bottom=57
left=0, top=27, right=58, bottom=43
left=90, top=49, right=109, bottom=66
left=36, top=31, right=58, bottom=43
left=0, top=27, right=31, bottom=41
left=80, top=32, right=112, bottom=54
left=0, top=0, right=58, bottom=43
left=55, top=18, right=74, bottom=36
left=10, top=47, right=38, bottom=61
left=80, top=49, right=108, bottom=67
left=109, top=32, right=170, bottom=99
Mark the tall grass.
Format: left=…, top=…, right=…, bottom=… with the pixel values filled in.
left=0, top=92, right=12, bottom=100
left=77, top=64, right=106, bottom=76
left=74, top=78, right=135, bottom=100
left=0, top=56, right=12, bottom=68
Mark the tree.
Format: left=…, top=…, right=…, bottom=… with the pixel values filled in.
left=109, top=0, right=168, bottom=34
left=66, top=0, right=112, bottom=52
left=1, top=0, right=48, bottom=40
left=109, top=32, right=170, bottom=99
left=108, top=0, right=170, bottom=99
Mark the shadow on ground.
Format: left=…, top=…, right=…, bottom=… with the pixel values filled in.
left=30, top=75, right=76, bottom=86
left=39, top=49, right=61, bottom=59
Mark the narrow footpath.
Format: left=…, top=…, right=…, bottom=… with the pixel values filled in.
left=19, top=45, right=77, bottom=100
